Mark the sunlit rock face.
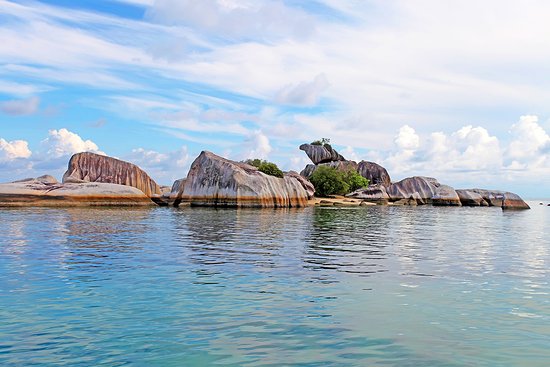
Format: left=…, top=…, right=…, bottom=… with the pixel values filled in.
left=299, top=143, right=346, bottom=164
left=470, top=189, right=530, bottom=209
left=0, top=178, right=153, bottom=207
left=432, top=185, right=462, bottom=206
left=346, top=184, right=390, bottom=204
left=357, top=161, right=392, bottom=187
left=456, top=190, right=488, bottom=206
left=386, top=176, right=440, bottom=202
left=62, top=152, right=162, bottom=197
left=174, top=151, right=314, bottom=208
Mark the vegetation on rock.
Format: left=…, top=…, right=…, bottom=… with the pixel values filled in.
left=244, top=159, right=284, bottom=178
left=310, top=165, right=369, bottom=197
left=311, top=138, right=331, bottom=146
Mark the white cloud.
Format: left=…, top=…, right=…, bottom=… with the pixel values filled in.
left=41, top=128, right=102, bottom=158
left=275, top=74, right=329, bottom=107
left=145, top=0, right=316, bottom=41
left=0, top=138, right=32, bottom=162
left=243, top=130, right=272, bottom=160
left=125, top=145, right=189, bottom=184
left=0, top=96, right=40, bottom=116
left=506, top=115, right=550, bottom=169
left=394, top=125, right=419, bottom=151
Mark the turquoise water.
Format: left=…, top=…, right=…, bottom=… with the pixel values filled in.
left=1, top=203, right=549, bottom=366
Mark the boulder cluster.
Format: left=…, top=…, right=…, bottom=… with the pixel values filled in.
left=299, top=143, right=529, bottom=209
left=0, top=143, right=529, bottom=209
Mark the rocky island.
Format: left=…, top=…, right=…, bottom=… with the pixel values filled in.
left=0, top=143, right=530, bottom=209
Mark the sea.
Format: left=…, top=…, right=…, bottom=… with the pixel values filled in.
left=1, top=202, right=549, bottom=366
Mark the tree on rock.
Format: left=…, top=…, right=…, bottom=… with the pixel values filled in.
left=244, top=159, right=284, bottom=178
left=310, top=166, right=369, bottom=197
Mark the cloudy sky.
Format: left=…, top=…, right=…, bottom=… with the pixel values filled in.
left=1, top=0, right=550, bottom=197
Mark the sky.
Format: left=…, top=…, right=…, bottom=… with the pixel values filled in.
left=1, top=0, right=550, bottom=197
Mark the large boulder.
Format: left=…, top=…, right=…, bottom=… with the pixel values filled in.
left=456, top=190, right=488, bottom=206
left=346, top=184, right=389, bottom=204
left=299, top=143, right=346, bottom=164
left=357, top=161, right=392, bottom=187
left=62, top=152, right=162, bottom=197
left=432, top=184, right=462, bottom=206
left=386, top=176, right=440, bottom=202
left=0, top=178, right=153, bottom=207
left=471, top=189, right=530, bottom=209
left=174, top=151, right=314, bottom=207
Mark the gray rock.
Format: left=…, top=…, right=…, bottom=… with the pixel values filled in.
left=456, top=189, right=488, bottom=206
left=387, top=176, right=439, bottom=202
left=299, top=143, right=346, bottom=164
left=346, top=184, right=389, bottom=204
left=432, top=185, right=462, bottom=206
left=471, top=189, right=530, bottom=209
left=174, top=151, right=313, bottom=208
left=0, top=180, right=154, bottom=207
left=357, top=161, right=391, bottom=187
left=62, top=152, right=162, bottom=197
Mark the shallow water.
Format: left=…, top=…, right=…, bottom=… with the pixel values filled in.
left=1, top=203, right=549, bottom=366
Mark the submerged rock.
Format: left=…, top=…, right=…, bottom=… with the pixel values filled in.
left=174, top=151, right=313, bottom=207
left=62, top=152, right=162, bottom=197
left=299, top=143, right=346, bottom=164
left=357, top=161, right=391, bottom=187
left=0, top=178, right=153, bottom=207
left=432, top=185, right=462, bottom=206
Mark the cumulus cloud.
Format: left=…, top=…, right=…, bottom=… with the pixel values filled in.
left=506, top=115, right=550, bottom=169
left=243, top=130, right=272, bottom=160
left=0, top=96, right=40, bottom=116
left=275, top=74, right=330, bottom=107
left=0, top=138, right=32, bottom=162
left=41, top=128, right=102, bottom=158
left=125, top=145, right=189, bottom=184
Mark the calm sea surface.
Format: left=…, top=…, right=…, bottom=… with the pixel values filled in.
left=1, top=203, right=549, bottom=366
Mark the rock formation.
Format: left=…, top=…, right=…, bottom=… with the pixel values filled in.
left=471, top=189, right=530, bottom=209
left=346, top=184, right=390, bottom=204
left=0, top=177, right=153, bottom=207
left=62, top=152, right=162, bottom=197
left=173, top=151, right=314, bottom=207
left=456, top=190, right=488, bottom=206
left=299, top=143, right=346, bottom=164
left=386, top=176, right=440, bottom=203
left=432, top=185, right=462, bottom=206
left=357, top=161, right=391, bottom=187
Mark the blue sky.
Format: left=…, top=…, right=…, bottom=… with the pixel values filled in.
left=1, top=0, right=550, bottom=197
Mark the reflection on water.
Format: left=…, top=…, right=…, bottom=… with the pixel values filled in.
left=0, top=204, right=549, bottom=366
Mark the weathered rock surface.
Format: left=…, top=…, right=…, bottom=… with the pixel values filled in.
left=456, top=190, right=488, bottom=206
left=471, top=189, right=530, bottom=209
left=346, top=184, right=389, bottom=204
left=432, top=185, right=462, bottom=206
left=174, top=151, right=314, bottom=207
left=62, top=152, right=162, bottom=197
left=299, top=143, right=346, bottom=164
left=357, top=161, right=392, bottom=187
left=0, top=178, right=154, bottom=207
left=386, top=176, right=440, bottom=202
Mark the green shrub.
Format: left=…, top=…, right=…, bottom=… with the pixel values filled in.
left=258, top=162, right=284, bottom=178
left=244, top=159, right=284, bottom=178
left=311, top=138, right=331, bottom=146
left=310, top=166, right=369, bottom=197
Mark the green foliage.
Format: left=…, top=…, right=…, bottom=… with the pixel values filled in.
left=244, top=159, right=284, bottom=178
left=258, top=162, right=284, bottom=178
left=311, top=138, right=331, bottom=146
left=344, top=170, right=370, bottom=192
left=309, top=166, right=369, bottom=197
